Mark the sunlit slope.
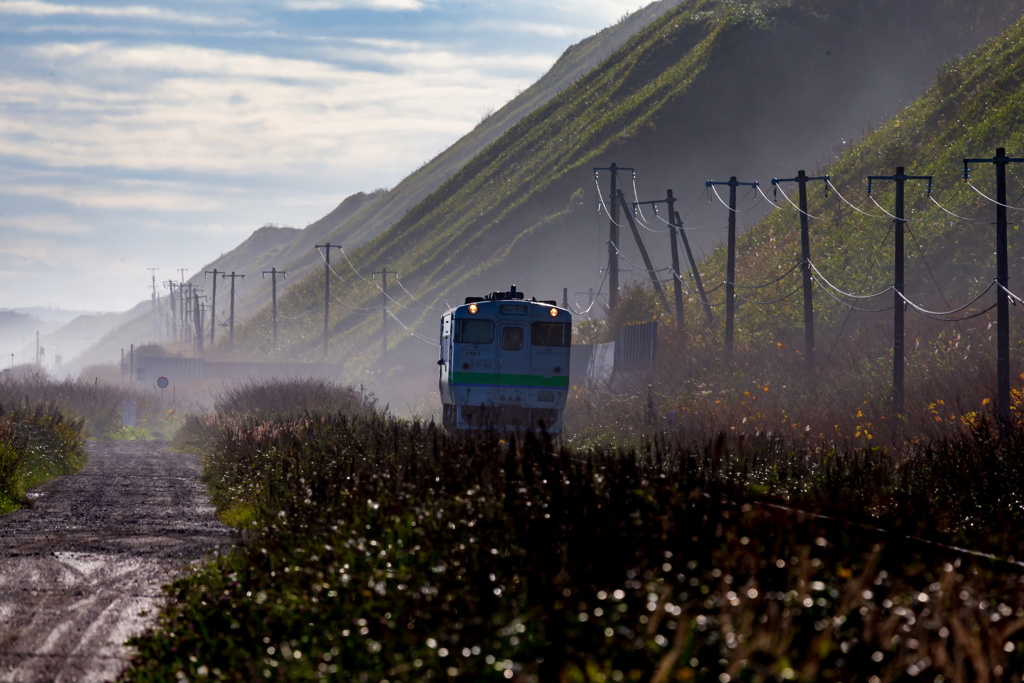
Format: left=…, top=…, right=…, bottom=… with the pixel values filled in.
left=231, top=0, right=1022, bottom=378
left=696, top=15, right=1024, bottom=348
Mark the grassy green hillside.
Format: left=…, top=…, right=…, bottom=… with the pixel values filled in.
left=226, top=0, right=1022, bottom=398
left=697, top=16, right=1024, bottom=346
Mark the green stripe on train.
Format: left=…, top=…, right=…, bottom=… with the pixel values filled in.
left=451, top=372, right=570, bottom=388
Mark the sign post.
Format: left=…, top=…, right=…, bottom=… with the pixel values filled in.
left=157, top=376, right=169, bottom=412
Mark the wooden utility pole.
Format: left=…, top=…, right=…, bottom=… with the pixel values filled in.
left=372, top=267, right=394, bottom=358
left=193, top=290, right=204, bottom=353
left=315, top=243, right=342, bottom=359
left=593, top=163, right=632, bottom=310
left=164, top=280, right=178, bottom=340
left=204, top=269, right=221, bottom=345
left=148, top=268, right=159, bottom=337
left=616, top=190, right=668, bottom=310
left=178, top=268, right=188, bottom=341
left=674, top=210, right=714, bottom=326
left=666, top=197, right=683, bottom=329
left=867, top=167, right=931, bottom=413
left=772, top=170, right=829, bottom=370
left=964, top=148, right=1024, bottom=427
left=221, top=272, right=245, bottom=346
left=706, top=177, right=759, bottom=358
left=263, top=268, right=287, bottom=344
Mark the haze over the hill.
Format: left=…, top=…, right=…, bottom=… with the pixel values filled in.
left=0, top=0, right=652, bottom=313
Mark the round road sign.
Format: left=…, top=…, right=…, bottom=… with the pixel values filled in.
left=157, top=376, right=169, bottom=389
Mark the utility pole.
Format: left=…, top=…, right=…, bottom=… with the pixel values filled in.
left=964, top=148, right=1024, bottom=428
left=673, top=209, right=714, bottom=326
left=178, top=268, right=188, bottom=341
left=193, top=290, right=204, bottom=353
left=315, top=243, right=342, bottom=359
left=632, top=192, right=683, bottom=327
left=772, top=171, right=829, bottom=370
left=221, top=272, right=245, bottom=347
left=164, top=280, right=178, bottom=340
left=372, top=267, right=394, bottom=359
left=148, top=268, right=159, bottom=337
left=263, top=268, right=287, bottom=343
left=204, top=269, right=221, bottom=346
left=35, top=331, right=40, bottom=366
left=867, top=167, right=932, bottom=413
left=706, top=177, right=759, bottom=358
left=616, top=190, right=669, bottom=312
left=594, top=164, right=633, bottom=310
left=181, top=283, right=192, bottom=344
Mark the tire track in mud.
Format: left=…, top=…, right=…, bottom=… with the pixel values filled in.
left=0, top=441, right=234, bottom=683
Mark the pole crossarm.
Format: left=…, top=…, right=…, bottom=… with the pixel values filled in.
left=593, top=166, right=634, bottom=177
left=963, top=154, right=1024, bottom=179
left=772, top=174, right=829, bottom=184
left=631, top=198, right=667, bottom=215
left=705, top=179, right=759, bottom=189
left=867, top=173, right=933, bottom=200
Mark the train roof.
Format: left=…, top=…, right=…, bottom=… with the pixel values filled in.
left=446, top=285, right=566, bottom=315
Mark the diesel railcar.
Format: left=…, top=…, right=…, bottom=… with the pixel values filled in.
left=439, top=285, right=572, bottom=433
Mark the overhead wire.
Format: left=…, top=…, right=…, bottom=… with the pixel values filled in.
left=826, top=179, right=888, bottom=219
left=867, top=194, right=910, bottom=222
left=807, top=260, right=893, bottom=299
left=762, top=183, right=823, bottom=220
left=394, top=275, right=442, bottom=312
left=966, top=180, right=1024, bottom=211
left=570, top=268, right=610, bottom=316
left=814, top=281, right=895, bottom=312
left=385, top=307, right=439, bottom=347
left=594, top=177, right=626, bottom=227
left=810, top=221, right=896, bottom=395
left=735, top=284, right=803, bottom=306
left=927, top=181, right=984, bottom=221
left=728, top=261, right=802, bottom=290
left=894, top=282, right=996, bottom=318
left=708, top=184, right=766, bottom=213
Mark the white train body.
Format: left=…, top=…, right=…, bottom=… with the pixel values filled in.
left=439, top=286, right=572, bottom=433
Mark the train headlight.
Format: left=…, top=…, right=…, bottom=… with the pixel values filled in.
left=469, top=303, right=478, bottom=314
left=549, top=307, right=558, bottom=317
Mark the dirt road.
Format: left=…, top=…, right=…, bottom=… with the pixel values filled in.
left=0, top=440, right=234, bottom=683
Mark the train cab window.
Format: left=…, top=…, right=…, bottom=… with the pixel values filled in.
left=502, top=326, right=524, bottom=351
left=531, top=322, right=571, bottom=347
left=454, top=319, right=493, bottom=344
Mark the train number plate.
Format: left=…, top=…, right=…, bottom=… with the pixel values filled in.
left=499, top=304, right=527, bottom=315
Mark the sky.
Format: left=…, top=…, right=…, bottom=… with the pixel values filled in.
left=0, top=0, right=645, bottom=313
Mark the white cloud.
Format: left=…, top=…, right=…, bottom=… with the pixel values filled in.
left=284, top=0, right=425, bottom=10
left=0, top=0, right=239, bottom=26
left=0, top=40, right=542, bottom=182
left=0, top=1, right=645, bottom=311
left=0, top=213, right=96, bottom=235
